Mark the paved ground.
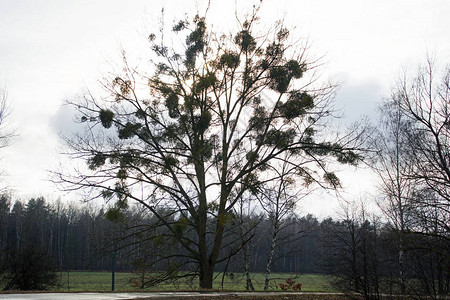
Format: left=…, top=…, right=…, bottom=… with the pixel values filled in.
left=0, top=291, right=347, bottom=300
left=0, top=292, right=170, bottom=299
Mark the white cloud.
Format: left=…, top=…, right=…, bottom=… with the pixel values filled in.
left=1, top=0, right=449, bottom=214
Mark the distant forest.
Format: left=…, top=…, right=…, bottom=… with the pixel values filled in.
left=0, top=195, right=447, bottom=296
left=0, top=195, right=319, bottom=273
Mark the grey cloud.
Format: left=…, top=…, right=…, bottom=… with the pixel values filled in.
left=334, top=80, right=383, bottom=124
left=49, top=105, right=85, bottom=137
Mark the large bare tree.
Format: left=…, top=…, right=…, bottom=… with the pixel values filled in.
left=370, top=57, right=450, bottom=295
left=393, top=58, right=450, bottom=237
left=370, top=100, right=415, bottom=294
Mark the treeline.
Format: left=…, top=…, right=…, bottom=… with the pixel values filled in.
left=0, top=195, right=320, bottom=273
left=0, top=194, right=448, bottom=296
left=0, top=195, right=112, bottom=272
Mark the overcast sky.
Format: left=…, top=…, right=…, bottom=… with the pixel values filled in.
left=1, top=0, right=449, bottom=216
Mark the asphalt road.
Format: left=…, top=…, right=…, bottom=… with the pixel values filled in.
left=0, top=291, right=344, bottom=300
left=0, top=292, right=194, bottom=299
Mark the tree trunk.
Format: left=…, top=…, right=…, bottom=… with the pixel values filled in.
left=264, top=222, right=279, bottom=291
left=199, top=262, right=214, bottom=289
left=264, top=238, right=276, bottom=290
left=197, top=201, right=219, bottom=289
left=399, top=247, right=406, bottom=294
left=243, top=243, right=255, bottom=291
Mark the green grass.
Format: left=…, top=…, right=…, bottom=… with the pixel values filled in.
left=214, top=272, right=334, bottom=292
left=55, top=271, right=132, bottom=292
left=54, top=271, right=334, bottom=292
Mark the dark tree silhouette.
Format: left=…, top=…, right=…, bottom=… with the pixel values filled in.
left=392, top=58, right=450, bottom=237
left=370, top=100, right=415, bottom=294
left=1, top=245, right=59, bottom=291
left=56, top=5, right=362, bottom=288
left=367, top=58, right=450, bottom=297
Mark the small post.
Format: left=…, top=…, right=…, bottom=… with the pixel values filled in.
left=110, top=252, right=116, bottom=291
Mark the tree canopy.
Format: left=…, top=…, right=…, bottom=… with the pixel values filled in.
left=57, top=7, right=362, bottom=288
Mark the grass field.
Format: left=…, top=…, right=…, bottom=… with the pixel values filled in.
left=54, top=271, right=334, bottom=292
